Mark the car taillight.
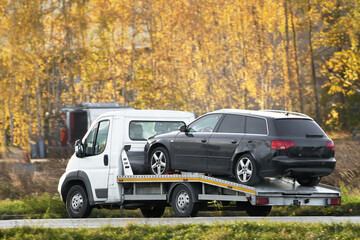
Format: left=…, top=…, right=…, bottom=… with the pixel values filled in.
left=271, top=140, right=295, bottom=150
left=326, top=141, right=335, bottom=151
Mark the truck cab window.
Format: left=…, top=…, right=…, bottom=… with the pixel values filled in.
left=84, top=120, right=110, bottom=156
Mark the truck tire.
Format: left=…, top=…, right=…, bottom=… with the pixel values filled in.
left=149, top=147, right=170, bottom=175
left=140, top=204, right=166, bottom=218
left=245, top=205, right=272, bottom=217
left=66, top=185, right=92, bottom=218
left=235, top=154, right=261, bottom=186
left=171, top=184, right=199, bottom=217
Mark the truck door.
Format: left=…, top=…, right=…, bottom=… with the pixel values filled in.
left=82, top=118, right=111, bottom=201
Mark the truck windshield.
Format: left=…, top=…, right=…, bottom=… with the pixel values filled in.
left=129, top=121, right=185, bottom=140
left=274, top=119, right=325, bottom=137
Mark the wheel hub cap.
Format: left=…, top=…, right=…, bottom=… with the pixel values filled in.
left=176, top=191, right=190, bottom=213
left=151, top=151, right=166, bottom=174
left=237, top=158, right=253, bottom=182
left=71, top=193, right=83, bottom=212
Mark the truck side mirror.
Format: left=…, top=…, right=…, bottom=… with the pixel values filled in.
left=179, top=124, right=188, bottom=132
left=75, top=139, right=84, bottom=157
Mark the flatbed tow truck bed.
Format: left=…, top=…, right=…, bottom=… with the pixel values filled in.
left=117, top=173, right=341, bottom=213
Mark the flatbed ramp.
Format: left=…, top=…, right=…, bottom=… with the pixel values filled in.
left=117, top=174, right=341, bottom=207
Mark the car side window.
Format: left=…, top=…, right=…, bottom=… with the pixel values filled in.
left=84, top=120, right=110, bottom=156
left=218, top=114, right=245, bottom=133
left=188, top=114, right=222, bottom=132
left=246, top=117, right=267, bottom=135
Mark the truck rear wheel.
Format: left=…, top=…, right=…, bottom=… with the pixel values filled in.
left=171, top=184, right=199, bottom=217
left=140, top=204, right=166, bottom=218
left=245, top=205, right=272, bottom=216
left=66, top=185, right=92, bottom=218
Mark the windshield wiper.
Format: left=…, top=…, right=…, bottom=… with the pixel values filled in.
left=306, top=134, right=323, bottom=138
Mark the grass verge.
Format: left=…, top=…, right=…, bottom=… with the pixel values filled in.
left=1, top=222, right=360, bottom=240
left=0, top=184, right=359, bottom=219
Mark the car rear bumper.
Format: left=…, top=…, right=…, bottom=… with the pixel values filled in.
left=260, top=157, right=336, bottom=178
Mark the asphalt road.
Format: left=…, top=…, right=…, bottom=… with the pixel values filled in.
left=0, top=217, right=360, bottom=229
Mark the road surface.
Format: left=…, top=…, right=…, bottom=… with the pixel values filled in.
left=0, top=217, right=359, bottom=229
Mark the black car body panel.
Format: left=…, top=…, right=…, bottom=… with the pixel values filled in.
left=145, top=109, right=336, bottom=184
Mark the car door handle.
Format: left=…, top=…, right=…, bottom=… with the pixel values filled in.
left=104, top=154, right=109, bottom=166
left=231, top=139, right=238, bottom=144
left=201, top=139, right=207, bottom=143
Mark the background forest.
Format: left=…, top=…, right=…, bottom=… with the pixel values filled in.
left=0, top=0, right=360, bottom=149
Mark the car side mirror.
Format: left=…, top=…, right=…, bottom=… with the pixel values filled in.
left=179, top=124, right=188, bottom=132
left=75, top=139, right=84, bottom=158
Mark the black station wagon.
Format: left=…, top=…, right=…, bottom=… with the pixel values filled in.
left=144, top=109, right=336, bottom=186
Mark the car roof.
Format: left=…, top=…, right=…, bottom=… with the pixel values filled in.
left=212, top=109, right=312, bottom=120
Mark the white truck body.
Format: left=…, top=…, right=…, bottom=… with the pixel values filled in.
left=58, top=109, right=341, bottom=218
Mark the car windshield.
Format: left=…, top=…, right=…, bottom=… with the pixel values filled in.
left=274, top=119, right=325, bottom=137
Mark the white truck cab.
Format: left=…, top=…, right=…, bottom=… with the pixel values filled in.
left=58, top=109, right=194, bottom=217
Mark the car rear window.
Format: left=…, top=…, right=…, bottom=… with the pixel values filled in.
left=246, top=117, right=267, bottom=135
left=275, top=119, right=325, bottom=137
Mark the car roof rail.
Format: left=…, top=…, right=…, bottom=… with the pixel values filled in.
left=260, top=110, right=309, bottom=118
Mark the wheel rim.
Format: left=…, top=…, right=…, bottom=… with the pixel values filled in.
left=176, top=190, right=190, bottom=213
left=237, top=157, right=253, bottom=183
left=71, top=192, right=83, bottom=213
left=151, top=150, right=167, bottom=174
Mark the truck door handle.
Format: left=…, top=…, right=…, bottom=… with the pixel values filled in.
left=201, top=139, right=207, bottom=143
left=231, top=139, right=238, bottom=144
left=104, top=154, right=109, bottom=166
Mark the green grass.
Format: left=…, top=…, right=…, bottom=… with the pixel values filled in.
left=1, top=184, right=360, bottom=219
left=0, top=222, right=360, bottom=239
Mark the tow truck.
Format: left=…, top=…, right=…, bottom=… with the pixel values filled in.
left=58, top=109, right=341, bottom=218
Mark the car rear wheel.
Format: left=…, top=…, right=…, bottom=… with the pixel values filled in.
left=235, top=154, right=261, bottom=186
left=149, top=147, right=170, bottom=175
left=297, top=177, right=321, bottom=187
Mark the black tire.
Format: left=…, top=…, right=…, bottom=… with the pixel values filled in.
left=66, top=185, right=92, bottom=218
left=140, top=204, right=166, bottom=218
left=171, top=184, right=199, bottom=217
left=235, top=154, right=261, bottom=186
left=297, top=177, right=321, bottom=187
left=245, top=205, right=272, bottom=217
left=149, top=147, right=170, bottom=175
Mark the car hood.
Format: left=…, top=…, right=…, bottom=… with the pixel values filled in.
left=149, top=130, right=179, bottom=140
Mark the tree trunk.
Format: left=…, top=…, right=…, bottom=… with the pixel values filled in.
left=308, top=0, right=321, bottom=123
left=289, top=0, right=304, bottom=113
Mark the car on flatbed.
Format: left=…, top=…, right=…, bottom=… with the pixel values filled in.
left=145, top=109, right=336, bottom=186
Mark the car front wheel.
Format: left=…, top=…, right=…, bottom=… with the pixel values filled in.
left=149, top=147, right=170, bottom=175
left=235, top=154, right=261, bottom=186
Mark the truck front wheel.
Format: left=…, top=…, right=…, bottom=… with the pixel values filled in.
left=66, top=185, right=92, bottom=218
left=171, top=184, right=199, bottom=217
